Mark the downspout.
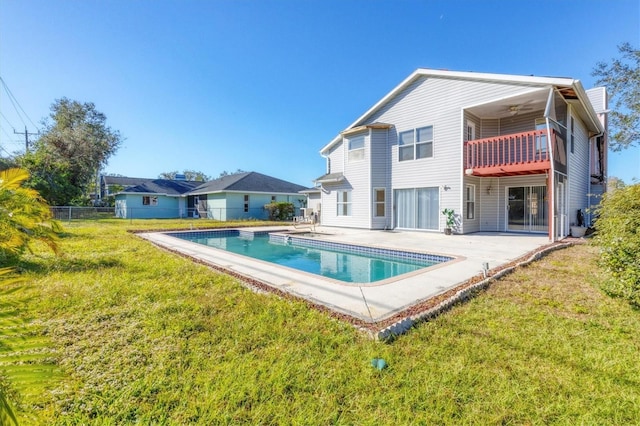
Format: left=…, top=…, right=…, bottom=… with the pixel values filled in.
left=386, top=127, right=392, bottom=230
left=368, top=128, right=372, bottom=228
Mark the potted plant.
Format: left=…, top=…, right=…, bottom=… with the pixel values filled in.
left=442, top=208, right=455, bottom=235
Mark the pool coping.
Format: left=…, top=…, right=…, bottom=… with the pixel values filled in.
left=165, top=228, right=464, bottom=287
left=138, top=226, right=561, bottom=331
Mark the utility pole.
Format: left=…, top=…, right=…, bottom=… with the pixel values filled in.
left=14, top=126, right=39, bottom=153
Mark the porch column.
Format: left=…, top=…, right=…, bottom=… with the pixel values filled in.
left=547, top=172, right=553, bottom=241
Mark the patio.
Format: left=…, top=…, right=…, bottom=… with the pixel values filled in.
left=140, top=227, right=560, bottom=332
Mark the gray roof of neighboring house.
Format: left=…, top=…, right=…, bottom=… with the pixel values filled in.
left=189, top=172, right=308, bottom=195
left=102, top=176, right=154, bottom=187
left=121, top=179, right=202, bottom=196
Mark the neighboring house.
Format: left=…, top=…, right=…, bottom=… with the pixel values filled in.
left=115, top=172, right=309, bottom=220
left=315, top=68, right=607, bottom=241
left=115, top=179, right=202, bottom=219
left=187, top=172, right=308, bottom=220
left=100, top=175, right=154, bottom=201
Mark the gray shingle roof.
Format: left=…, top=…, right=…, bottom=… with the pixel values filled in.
left=189, top=172, right=307, bottom=195
left=102, top=176, right=154, bottom=187
left=122, top=179, right=202, bottom=196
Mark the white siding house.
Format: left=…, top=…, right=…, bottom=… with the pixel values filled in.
left=315, top=69, right=607, bottom=241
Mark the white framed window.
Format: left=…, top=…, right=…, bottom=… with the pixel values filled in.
left=466, top=120, right=476, bottom=141
left=399, top=126, right=434, bottom=161
left=348, top=135, right=365, bottom=162
left=337, top=190, right=352, bottom=216
left=466, top=184, right=475, bottom=220
left=271, top=195, right=276, bottom=202
left=570, top=117, right=575, bottom=154
left=535, top=118, right=547, bottom=153
left=143, top=196, right=158, bottom=206
left=244, top=195, right=249, bottom=212
left=374, top=188, right=386, bottom=217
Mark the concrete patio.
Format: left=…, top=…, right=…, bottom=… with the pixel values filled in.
left=140, top=227, right=554, bottom=325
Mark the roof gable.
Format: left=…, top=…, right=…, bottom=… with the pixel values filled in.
left=320, top=68, right=603, bottom=154
left=189, top=172, right=307, bottom=195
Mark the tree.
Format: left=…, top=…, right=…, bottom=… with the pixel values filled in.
left=592, top=42, right=640, bottom=151
left=218, top=169, right=247, bottom=178
left=0, top=168, right=61, bottom=261
left=158, top=170, right=210, bottom=181
left=264, top=202, right=295, bottom=221
left=19, top=98, right=123, bottom=205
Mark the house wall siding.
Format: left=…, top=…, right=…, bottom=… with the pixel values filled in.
left=362, top=76, right=538, bottom=230
left=115, top=194, right=180, bottom=219
left=498, top=110, right=543, bottom=134
left=480, top=118, right=500, bottom=138
left=567, top=112, right=590, bottom=226
left=345, top=132, right=371, bottom=228
left=206, top=193, right=227, bottom=220
left=371, top=128, right=390, bottom=229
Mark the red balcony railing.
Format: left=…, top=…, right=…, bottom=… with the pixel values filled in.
left=464, top=129, right=552, bottom=177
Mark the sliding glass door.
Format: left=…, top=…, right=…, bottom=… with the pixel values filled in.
left=395, top=187, right=439, bottom=230
left=507, top=186, right=547, bottom=232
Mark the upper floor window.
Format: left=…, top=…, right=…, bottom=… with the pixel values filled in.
left=535, top=118, right=547, bottom=153
left=466, top=121, right=476, bottom=141
left=348, top=135, right=365, bottom=162
left=399, top=126, right=433, bottom=161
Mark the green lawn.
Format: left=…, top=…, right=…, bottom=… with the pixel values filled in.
left=2, top=219, right=639, bottom=424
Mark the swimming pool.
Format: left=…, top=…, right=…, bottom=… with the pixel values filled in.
left=168, top=230, right=452, bottom=284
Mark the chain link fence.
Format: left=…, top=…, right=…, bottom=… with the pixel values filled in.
left=50, top=207, right=116, bottom=221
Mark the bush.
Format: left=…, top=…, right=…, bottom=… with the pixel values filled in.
left=263, top=202, right=295, bottom=221
left=594, top=183, right=640, bottom=306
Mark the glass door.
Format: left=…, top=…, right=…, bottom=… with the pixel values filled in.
left=507, top=186, right=547, bottom=232
left=395, top=188, right=439, bottom=230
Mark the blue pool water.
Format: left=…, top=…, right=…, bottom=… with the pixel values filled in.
left=169, top=230, right=451, bottom=284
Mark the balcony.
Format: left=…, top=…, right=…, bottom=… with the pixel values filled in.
left=465, top=129, right=552, bottom=177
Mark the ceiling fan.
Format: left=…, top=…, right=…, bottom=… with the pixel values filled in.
left=506, top=101, right=536, bottom=116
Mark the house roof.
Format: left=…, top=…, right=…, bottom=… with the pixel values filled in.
left=121, top=179, right=201, bottom=196
left=320, top=68, right=605, bottom=154
left=298, top=187, right=321, bottom=194
left=102, top=176, right=154, bottom=187
left=313, top=172, right=345, bottom=184
left=188, top=172, right=308, bottom=196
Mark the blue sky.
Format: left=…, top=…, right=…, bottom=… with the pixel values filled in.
left=1, top=0, right=638, bottom=186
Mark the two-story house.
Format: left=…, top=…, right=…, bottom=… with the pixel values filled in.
left=315, top=69, right=607, bottom=241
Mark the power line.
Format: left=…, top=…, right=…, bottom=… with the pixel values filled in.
left=0, top=110, right=16, bottom=131
left=0, top=76, right=40, bottom=132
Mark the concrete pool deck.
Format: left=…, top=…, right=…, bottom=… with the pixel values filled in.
left=139, top=227, right=559, bottom=326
